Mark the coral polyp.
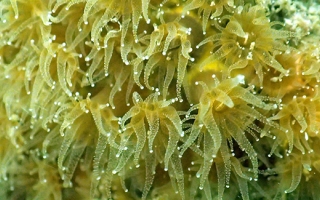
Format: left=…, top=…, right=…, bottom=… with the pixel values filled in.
left=197, top=4, right=297, bottom=85
left=181, top=69, right=277, bottom=198
left=1, top=0, right=320, bottom=200
left=115, top=92, right=184, bottom=199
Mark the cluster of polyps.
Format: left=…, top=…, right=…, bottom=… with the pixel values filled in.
left=1, top=0, right=320, bottom=199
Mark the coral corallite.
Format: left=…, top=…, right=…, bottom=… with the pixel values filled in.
left=1, top=0, right=320, bottom=199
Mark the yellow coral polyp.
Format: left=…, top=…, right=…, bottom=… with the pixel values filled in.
left=197, top=4, right=297, bottom=85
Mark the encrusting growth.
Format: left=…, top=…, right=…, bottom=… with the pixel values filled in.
left=0, top=0, right=320, bottom=200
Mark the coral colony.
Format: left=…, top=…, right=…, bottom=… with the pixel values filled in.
left=1, top=0, right=320, bottom=199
